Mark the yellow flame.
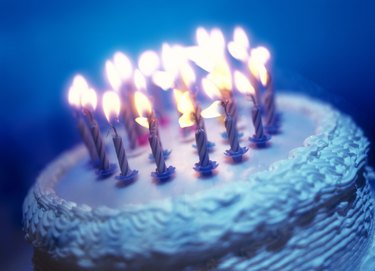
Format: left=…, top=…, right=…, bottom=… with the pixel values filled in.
left=68, top=74, right=89, bottom=107
left=134, top=91, right=152, bottom=118
left=152, top=71, right=174, bottom=90
left=105, top=60, right=122, bottom=91
left=138, top=50, right=160, bottom=77
left=178, top=112, right=195, bottom=128
left=134, top=69, right=147, bottom=90
left=186, top=45, right=214, bottom=72
left=81, top=88, right=98, bottom=111
left=102, top=91, right=121, bottom=122
left=175, top=90, right=195, bottom=114
left=180, top=62, right=196, bottom=88
left=234, top=70, right=255, bottom=95
left=210, top=28, right=225, bottom=52
left=208, top=60, right=232, bottom=92
left=201, top=101, right=222, bottom=119
left=135, top=117, right=149, bottom=128
left=113, top=51, right=133, bottom=81
left=202, top=77, right=222, bottom=100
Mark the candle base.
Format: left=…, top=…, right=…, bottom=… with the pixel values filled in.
left=95, top=163, right=117, bottom=179
left=248, top=134, right=271, bottom=149
left=193, top=160, right=219, bottom=176
left=116, top=170, right=139, bottom=185
left=148, top=149, right=172, bottom=161
left=224, top=146, right=249, bottom=163
left=151, top=166, right=176, bottom=183
left=192, top=141, right=216, bottom=152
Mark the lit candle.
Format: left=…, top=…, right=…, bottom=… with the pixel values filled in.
left=134, top=91, right=175, bottom=182
left=102, top=91, right=138, bottom=183
left=262, top=70, right=281, bottom=134
left=201, top=77, right=248, bottom=162
left=105, top=59, right=138, bottom=150
left=234, top=71, right=271, bottom=148
left=67, top=75, right=99, bottom=165
left=81, top=87, right=116, bottom=177
left=177, top=91, right=218, bottom=174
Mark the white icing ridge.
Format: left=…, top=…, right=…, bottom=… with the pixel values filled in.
left=23, top=93, right=374, bottom=271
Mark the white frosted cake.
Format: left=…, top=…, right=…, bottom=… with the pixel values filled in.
left=23, top=93, right=375, bottom=271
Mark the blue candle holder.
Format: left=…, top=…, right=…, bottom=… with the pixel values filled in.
left=193, top=160, right=218, bottom=176
left=96, top=163, right=117, bottom=179
left=224, top=146, right=249, bottom=163
left=151, top=166, right=176, bottom=183
left=115, top=169, right=138, bottom=185
left=249, top=134, right=271, bottom=148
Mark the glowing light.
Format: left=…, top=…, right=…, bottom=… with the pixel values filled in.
left=161, top=43, right=186, bottom=77
left=234, top=70, right=255, bottom=95
left=180, top=62, right=196, bottom=88
left=152, top=71, right=174, bottom=90
left=68, top=74, right=89, bottom=107
left=201, top=77, right=222, bottom=100
left=248, top=59, right=269, bottom=86
left=174, top=90, right=194, bottom=114
left=133, top=69, right=147, bottom=91
left=179, top=112, right=195, bottom=128
left=251, top=46, right=271, bottom=65
left=134, top=91, right=152, bottom=117
left=81, top=88, right=98, bottom=111
left=113, top=52, right=133, bottom=81
left=227, top=27, right=250, bottom=61
left=105, top=60, right=122, bottom=91
left=210, top=28, right=225, bottom=53
left=207, top=60, right=232, bottom=92
left=138, top=50, right=160, bottom=77
left=201, top=101, right=222, bottom=119
left=196, top=27, right=210, bottom=47
left=102, top=91, right=121, bottom=122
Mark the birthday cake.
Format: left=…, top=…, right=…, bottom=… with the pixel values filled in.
left=23, top=27, right=374, bottom=270
left=23, top=92, right=374, bottom=271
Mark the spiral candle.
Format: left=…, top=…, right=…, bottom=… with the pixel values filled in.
left=122, top=107, right=138, bottom=150
left=264, top=90, right=275, bottom=126
left=90, top=120, right=110, bottom=170
left=195, top=128, right=210, bottom=167
left=224, top=115, right=240, bottom=153
left=113, top=134, right=130, bottom=176
left=148, top=117, right=167, bottom=173
left=252, top=104, right=265, bottom=139
left=77, top=116, right=99, bottom=164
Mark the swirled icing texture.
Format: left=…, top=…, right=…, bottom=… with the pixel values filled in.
left=23, top=94, right=374, bottom=271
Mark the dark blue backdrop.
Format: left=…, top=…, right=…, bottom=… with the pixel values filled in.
left=1, top=0, right=374, bottom=269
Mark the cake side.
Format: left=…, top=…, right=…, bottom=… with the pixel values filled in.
left=23, top=94, right=373, bottom=271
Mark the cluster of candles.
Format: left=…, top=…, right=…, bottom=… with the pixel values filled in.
left=67, top=26, right=280, bottom=183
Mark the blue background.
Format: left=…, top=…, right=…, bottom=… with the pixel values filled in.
left=1, top=0, right=374, bottom=269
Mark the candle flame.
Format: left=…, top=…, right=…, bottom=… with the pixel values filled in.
left=152, top=71, right=174, bottom=90
left=161, top=43, right=186, bottom=77
left=102, top=91, right=121, bottom=122
left=251, top=46, right=271, bottom=65
left=207, top=60, right=232, bottom=92
left=174, top=90, right=195, bottom=114
left=201, top=101, right=222, bottom=119
left=134, top=91, right=152, bottom=118
left=227, top=27, right=250, bottom=61
left=134, top=69, right=147, bottom=91
left=234, top=70, right=255, bottom=95
left=81, top=88, right=98, bottom=111
left=105, top=60, right=122, bottom=91
left=68, top=74, right=88, bottom=107
left=113, top=51, right=133, bottom=81
left=202, top=77, right=222, bottom=100
left=138, top=50, right=160, bottom=77
left=248, top=58, right=269, bottom=86
left=180, top=62, right=196, bottom=88
left=179, top=112, right=195, bottom=128
left=196, top=27, right=210, bottom=47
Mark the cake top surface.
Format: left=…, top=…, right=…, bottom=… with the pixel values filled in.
left=55, top=93, right=315, bottom=208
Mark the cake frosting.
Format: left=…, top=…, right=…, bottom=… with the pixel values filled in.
left=23, top=93, right=374, bottom=271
